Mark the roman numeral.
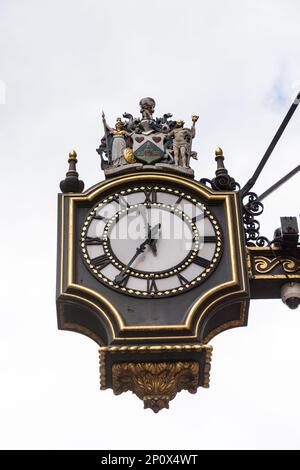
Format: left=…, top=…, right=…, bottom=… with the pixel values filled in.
left=93, top=214, right=109, bottom=222
left=144, top=188, right=157, bottom=204
left=193, top=256, right=211, bottom=269
left=112, top=194, right=130, bottom=208
left=91, top=254, right=110, bottom=269
left=118, top=274, right=130, bottom=287
left=147, top=278, right=158, bottom=293
left=192, top=213, right=206, bottom=223
left=85, top=236, right=103, bottom=245
left=177, top=273, right=189, bottom=286
left=175, top=194, right=184, bottom=204
left=203, top=235, right=217, bottom=243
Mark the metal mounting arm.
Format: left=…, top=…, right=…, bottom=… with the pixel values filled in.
left=257, top=164, right=300, bottom=202
left=240, top=91, right=300, bottom=197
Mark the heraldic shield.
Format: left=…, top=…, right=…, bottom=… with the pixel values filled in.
left=132, top=132, right=165, bottom=164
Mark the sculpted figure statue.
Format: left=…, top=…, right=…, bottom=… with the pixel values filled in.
left=98, top=102, right=199, bottom=171
left=103, top=117, right=131, bottom=166
left=168, top=117, right=198, bottom=168
left=139, top=97, right=156, bottom=120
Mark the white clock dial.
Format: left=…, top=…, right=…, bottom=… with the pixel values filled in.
left=81, top=184, right=222, bottom=297
left=108, top=205, right=195, bottom=273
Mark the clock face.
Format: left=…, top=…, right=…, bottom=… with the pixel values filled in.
left=80, top=184, right=222, bottom=297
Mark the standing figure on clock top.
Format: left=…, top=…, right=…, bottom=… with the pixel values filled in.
left=101, top=114, right=133, bottom=167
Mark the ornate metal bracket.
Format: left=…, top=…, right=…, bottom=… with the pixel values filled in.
left=99, top=345, right=213, bottom=412
left=112, top=361, right=200, bottom=413
left=242, top=191, right=265, bottom=246
left=199, top=147, right=267, bottom=246
left=247, top=246, right=300, bottom=302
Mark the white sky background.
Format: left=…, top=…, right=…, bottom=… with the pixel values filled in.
left=0, top=0, right=300, bottom=450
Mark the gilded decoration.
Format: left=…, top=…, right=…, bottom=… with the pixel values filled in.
left=97, top=97, right=199, bottom=171
left=112, top=361, right=199, bottom=413
left=57, top=92, right=300, bottom=413
left=254, top=256, right=300, bottom=274
left=99, top=344, right=213, bottom=392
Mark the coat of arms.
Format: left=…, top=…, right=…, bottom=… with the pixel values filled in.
left=132, top=133, right=165, bottom=164
left=97, top=97, right=199, bottom=172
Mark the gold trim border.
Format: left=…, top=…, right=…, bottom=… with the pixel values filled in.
left=101, top=344, right=213, bottom=353
left=202, top=301, right=248, bottom=344
left=248, top=247, right=300, bottom=280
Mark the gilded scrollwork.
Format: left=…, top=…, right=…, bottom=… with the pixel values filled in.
left=112, top=361, right=199, bottom=413
left=254, top=256, right=300, bottom=274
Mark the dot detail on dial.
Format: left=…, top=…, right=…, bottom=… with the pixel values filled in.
left=80, top=185, right=222, bottom=297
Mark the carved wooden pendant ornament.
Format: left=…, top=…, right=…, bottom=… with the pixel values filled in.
left=57, top=96, right=300, bottom=412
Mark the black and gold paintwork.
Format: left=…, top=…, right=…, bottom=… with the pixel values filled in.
left=57, top=172, right=250, bottom=346
left=247, top=246, right=300, bottom=298
left=57, top=91, right=300, bottom=411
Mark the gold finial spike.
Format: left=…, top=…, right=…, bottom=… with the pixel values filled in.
left=69, top=149, right=77, bottom=161
left=60, top=148, right=84, bottom=193
left=215, top=147, right=223, bottom=157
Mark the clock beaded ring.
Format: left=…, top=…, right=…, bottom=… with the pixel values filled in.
left=81, top=184, right=222, bottom=297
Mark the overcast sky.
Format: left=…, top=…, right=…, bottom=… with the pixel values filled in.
left=0, top=0, right=300, bottom=450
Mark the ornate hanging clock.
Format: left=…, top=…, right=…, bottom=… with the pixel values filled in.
left=57, top=96, right=300, bottom=412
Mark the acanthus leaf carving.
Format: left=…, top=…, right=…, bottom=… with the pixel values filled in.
left=112, top=361, right=200, bottom=413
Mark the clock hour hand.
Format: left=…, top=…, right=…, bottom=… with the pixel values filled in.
left=149, top=239, right=158, bottom=256
left=114, top=224, right=161, bottom=284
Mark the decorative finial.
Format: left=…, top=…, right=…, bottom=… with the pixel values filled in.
left=214, top=147, right=225, bottom=172
left=60, top=149, right=84, bottom=193
left=201, top=147, right=237, bottom=191
left=68, top=149, right=77, bottom=160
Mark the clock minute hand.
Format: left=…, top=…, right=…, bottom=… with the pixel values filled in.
left=138, top=205, right=159, bottom=256
left=148, top=223, right=161, bottom=240
left=138, top=205, right=154, bottom=251
left=114, top=238, right=149, bottom=284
